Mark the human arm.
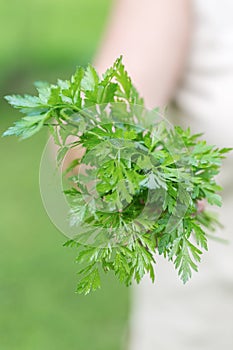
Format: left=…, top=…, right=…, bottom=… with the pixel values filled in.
left=94, top=0, right=192, bottom=108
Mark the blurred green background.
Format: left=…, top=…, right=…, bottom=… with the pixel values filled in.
left=0, top=1, right=130, bottom=349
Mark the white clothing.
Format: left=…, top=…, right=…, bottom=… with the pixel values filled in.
left=129, top=1, right=233, bottom=349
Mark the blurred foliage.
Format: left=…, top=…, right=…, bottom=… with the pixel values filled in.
left=0, top=1, right=130, bottom=350
left=0, top=0, right=110, bottom=95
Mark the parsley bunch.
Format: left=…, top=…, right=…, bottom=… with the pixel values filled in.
left=3, top=57, right=231, bottom=294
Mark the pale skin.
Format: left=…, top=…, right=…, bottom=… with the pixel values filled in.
left=95, top=0, right=192, bottom=108
left=62, top=0, right=192, bottom=167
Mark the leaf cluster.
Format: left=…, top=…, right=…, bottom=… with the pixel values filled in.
left=3, top=57, right=232, bottom=294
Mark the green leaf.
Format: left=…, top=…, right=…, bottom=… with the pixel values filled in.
left=3, top=115, right=45, bottom=139
left=81, top=65, right=99, bottom=91
left=34, top=81, right=51, bottom=104
left=174, top=238, right=202, bottom=284
left=76, top=268, right=101, bottom=295
left=48, top=86, right=63, bottom=105
left=203, top=190, right=222, bottom=207
left=5, top=94, right=42, bottom=109
left=191, top=222, right=208, bottom=250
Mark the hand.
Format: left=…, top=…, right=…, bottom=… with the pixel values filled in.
left=197, top=199, right=206, bottom=214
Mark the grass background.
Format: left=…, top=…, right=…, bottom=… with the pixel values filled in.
left=0, top=1, right=130, bottom=349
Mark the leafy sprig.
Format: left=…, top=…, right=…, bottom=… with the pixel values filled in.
left=3, top=56, right=232, bottom=294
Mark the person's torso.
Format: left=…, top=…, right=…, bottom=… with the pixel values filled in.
left=174, top=0, right=233, bottom=190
